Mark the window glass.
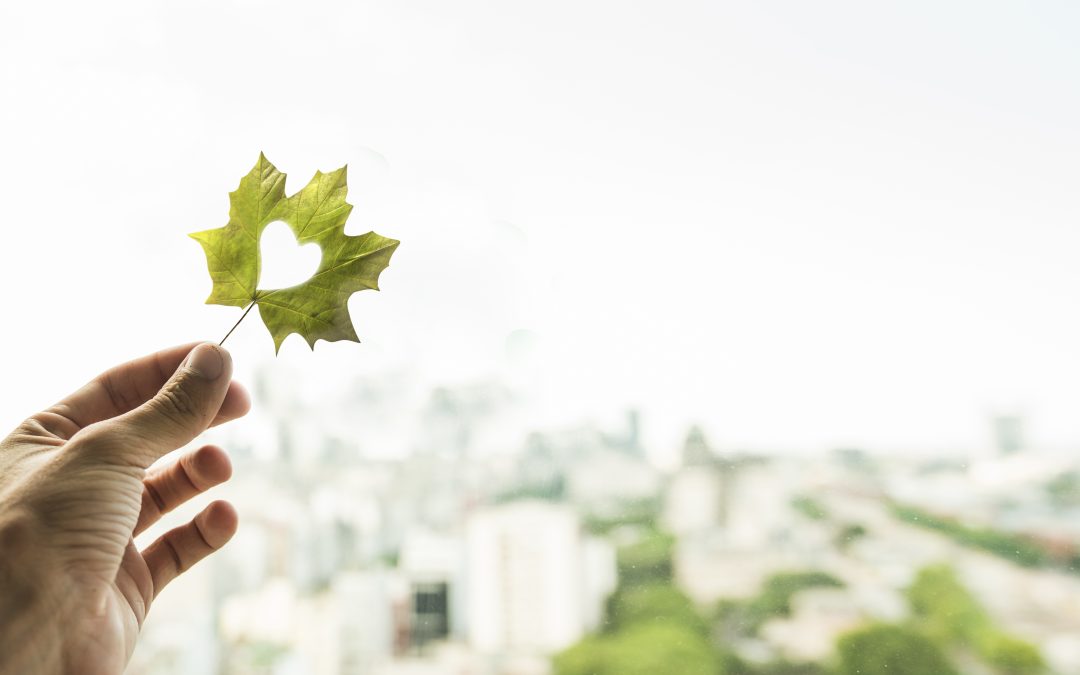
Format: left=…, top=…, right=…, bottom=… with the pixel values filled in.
left=2, top=2, right=1078, bottom=675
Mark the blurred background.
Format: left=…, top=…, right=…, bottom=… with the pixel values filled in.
left=3, top=1, right=1080, bottom=673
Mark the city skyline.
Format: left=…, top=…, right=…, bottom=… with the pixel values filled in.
left=126, top=368, right=1080, bottom=674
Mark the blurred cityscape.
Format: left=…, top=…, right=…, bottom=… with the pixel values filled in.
left=128, top=367, right=1080, bottom=675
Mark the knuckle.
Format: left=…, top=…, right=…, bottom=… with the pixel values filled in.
left=69, top=424, right=115, bottom=454
left=163, top=533, right=186, bottom=573
left=5, top=417, right=51, bottom=445
left=69, top=424, right=146, bottom=470
left=151, top=378, right=201, bottom=426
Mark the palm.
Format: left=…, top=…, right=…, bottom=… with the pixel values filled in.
left=69, top=557, right=145, bottom=675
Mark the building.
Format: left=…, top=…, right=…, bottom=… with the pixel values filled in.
left=464, top=501, right=614, bottom=655
left=398, top=530, right=464, bottom=650
left=991, top=413, right=1025, bottom=456
left=334, top=571, right=401, bottom=675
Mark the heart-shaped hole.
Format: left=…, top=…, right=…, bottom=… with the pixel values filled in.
left=259, top=221, right=322, bottom=289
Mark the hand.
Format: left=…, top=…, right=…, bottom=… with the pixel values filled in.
left=0, top=343, right=250, bottom=675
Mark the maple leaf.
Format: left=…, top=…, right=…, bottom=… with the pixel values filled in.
left=190, top=153, right=400, bottom=352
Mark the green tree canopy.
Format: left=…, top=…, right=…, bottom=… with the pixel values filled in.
left=906, top=564, right=1044, bottom=675
left=616, top=528, right=676, bottom=586
left=907, top=564, right=989, bottom=644
left=554, top=623, right=722, bottom=675
left=791, top=496, right=829, bottom=520
left=739, top=571, right=843, bottom=631
left=980, top=631, right=1045, bottom=675
left=892, top=505, right=1049, bottom=568
left=836, top=624, right=958, bottom=675
left=608, top=583, right=708, bottom=635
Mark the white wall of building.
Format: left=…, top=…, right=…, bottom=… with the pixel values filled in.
left=465, top=501, right=592, bottom=654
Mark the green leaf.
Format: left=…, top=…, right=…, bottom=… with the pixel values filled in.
left=190, top=153, right=400, bottom=352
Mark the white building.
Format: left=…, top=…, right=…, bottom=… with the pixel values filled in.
left=664, top=466, right=723, bottom=535
left=566, top=449, right=661, bottom=514
left=464, top=501, right=614, bottom=655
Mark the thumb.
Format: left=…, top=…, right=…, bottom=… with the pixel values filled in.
left=108, top=343, right=233, bottom=467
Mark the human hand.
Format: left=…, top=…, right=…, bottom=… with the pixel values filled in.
left=0, top=343, right=250, bottom=675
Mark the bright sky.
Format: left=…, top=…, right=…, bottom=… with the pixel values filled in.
left=3, top=1, right=1080, bottom=458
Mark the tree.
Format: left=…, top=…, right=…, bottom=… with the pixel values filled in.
left=1046, top=471, right=1080, bottom=507
left=836, top=624, right=958, bottom=675
left=907, top=564, right=988, bottom=644
left=906, top=564, right=1044, bottom=675
left=616, top=528, right=676, bottom=585
left=834, top=523, right=867, bottom=550
left=715, top=570, right=844, bottom=637
left=891, top=505, right=1049, bottom=568
left=741, top=571, right=843, bottom=631
left=552, top=635, right=610, bottom=675
left=608, top=583, right=708, bottom=635
left=979, top=631, right=1045, bottom=675
left=553, top=623, right=722, bottom=675
left=790, top=496, right=828, bottom=521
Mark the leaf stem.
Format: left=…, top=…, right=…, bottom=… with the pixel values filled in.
left=219, top=300, right=256, bottom=346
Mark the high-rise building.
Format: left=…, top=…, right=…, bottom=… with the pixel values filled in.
left=464, top=501, right=612, bottom=655
left=666, top=425, right=729, bottom=535
left=665, top=465, right=724, bottom=535
left=682, top=425, right=716, bottom=467
left=991, top=413, right=1025, bottom=456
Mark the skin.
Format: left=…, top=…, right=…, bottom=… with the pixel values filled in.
left=0, top=343, right=250, bottom=675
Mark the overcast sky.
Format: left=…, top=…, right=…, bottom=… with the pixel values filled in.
left=3, top=0, right=1080, bottom=458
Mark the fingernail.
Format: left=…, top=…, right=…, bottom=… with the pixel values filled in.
left=186, top=344, right=225, bottom=380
